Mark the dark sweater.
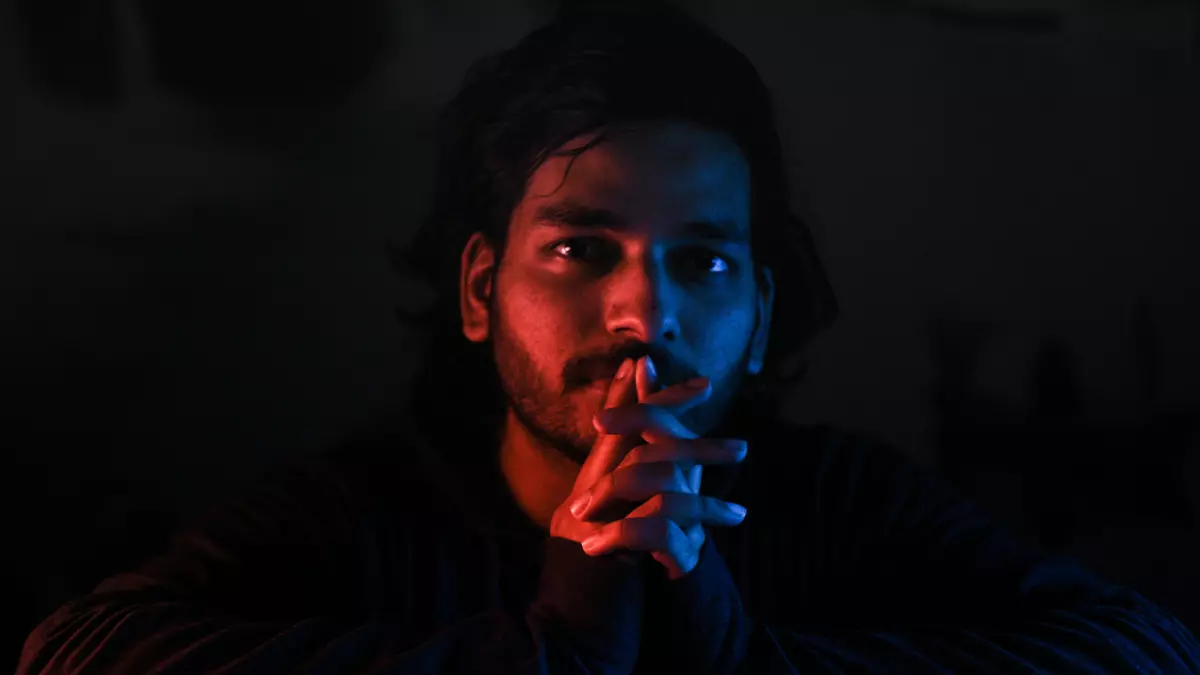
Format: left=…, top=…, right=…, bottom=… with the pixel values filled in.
left=17, top=413, right=1200, bottom=674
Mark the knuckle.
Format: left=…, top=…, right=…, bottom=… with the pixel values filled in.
left=647, top=404, right=671, bottom=426
left=616, top=517, right=635, bottom=542
left=656, top=517, right=676, bottom=542
left=639, top=439, right=670, bottom=463
left=701, top=496, right=723, bottom=519
left=704, top=438, right=731, bottom=460
left=652, top=405, right=690, bottom=436
left=661, top=491, right=692, bottom=517
left=664, top=521, right=688, bottom=554
left=631, top=403, right=653, bottom=427
left=623, top=445, right=647, bottom=467
left=614, top=465, right=655, bottom=498
left=643, top=493, right=667, bottom=515
left=595, top=472, right=616, bottom=499
left=668, top=463, right=689, bottom=490
left=606, top=520, right=624, bottom=546
left=659, top=461, right=683, bottom=482
left=612, top=467, right=642, bottom=497
left=654, top=437, right=685, bottom=459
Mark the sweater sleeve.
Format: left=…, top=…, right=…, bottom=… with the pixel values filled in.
left=737, top=430, right=1200, bottom=674
left=16, top=455, right=643, bottom=675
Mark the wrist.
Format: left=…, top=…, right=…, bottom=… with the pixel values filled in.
left=652, top=537, right=752, bottom=673
left=530, top=537, right=645, bottom=670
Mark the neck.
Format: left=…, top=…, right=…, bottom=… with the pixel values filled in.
left=498, top=407, right=580, bottom=530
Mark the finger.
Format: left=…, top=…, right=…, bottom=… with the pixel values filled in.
left=575, top=462, right=691, bottom=521
left=594, top=400, right=702, bottom=443
left=576, top=357, right=639, bottom=489
left=581, top=517, right=696, bottom=577
left=603, top=357, right=639, bottom=412
left=635, top=355, right=659, bottom=402
left=626, top=492, right=748, bottom=528
left=689, top=465, right=703, bottom=493
left=625, top=376, right=711, bottom=444
left=640, top=376, right=711, bottom=408
left=615, top=437, right=748, bottom=472
left=684, top=521, right=705, bottom=552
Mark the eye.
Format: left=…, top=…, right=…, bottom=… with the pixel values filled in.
left=548, top=237, right=613, bottom=264
left=702, top=254, right=730, bottom=274
left=675, top=247, right=732, bottom=277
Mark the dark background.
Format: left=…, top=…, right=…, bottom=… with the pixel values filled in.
left=4, top=0, right=1198, bottom=667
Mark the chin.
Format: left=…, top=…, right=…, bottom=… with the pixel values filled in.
left=567, top=400, right=603, bottom=442
left=554, top=421, right=598, bottom=466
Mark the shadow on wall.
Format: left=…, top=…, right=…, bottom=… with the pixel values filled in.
left=15, top=0, right=395, bottom=109
left=929, top=303, right=1200, bottom=632
left=4, top=1, right=536, bottom=666
left=5, top=2, right=399, bottom=665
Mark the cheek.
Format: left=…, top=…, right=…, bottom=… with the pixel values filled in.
left=683, top=303, right=757, bottom=369
left=497, top=275, right=592, bottom=362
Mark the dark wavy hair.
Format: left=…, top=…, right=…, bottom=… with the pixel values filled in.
left=388, top=5, right=838, bottom=434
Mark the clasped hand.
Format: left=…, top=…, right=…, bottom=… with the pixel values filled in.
left=549, top=356, right=748, bottom=579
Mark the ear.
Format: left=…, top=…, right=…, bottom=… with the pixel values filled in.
left=460, top=231, right=497, bottom=343
left=747, top=266, right=775, bottom=375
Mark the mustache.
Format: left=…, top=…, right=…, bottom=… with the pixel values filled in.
left=562, top=344, right=684, bottom=390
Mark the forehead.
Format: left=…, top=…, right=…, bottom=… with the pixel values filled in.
left=512, top=122, right=751, bottom=236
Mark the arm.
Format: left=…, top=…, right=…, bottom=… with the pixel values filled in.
left=733, top=429, right=1200, bottom=673
left=17, top=454, right=643, bottom=675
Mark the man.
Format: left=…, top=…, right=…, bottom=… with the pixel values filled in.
left=18, top=6, right=1199, bottom=674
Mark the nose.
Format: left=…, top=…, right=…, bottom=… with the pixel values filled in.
left=604, top=253, right=680, bottom=343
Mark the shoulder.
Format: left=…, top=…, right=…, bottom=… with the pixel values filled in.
left=304, top=411, right=493, bottom=525
left=742, top=418, right=923, bottom=487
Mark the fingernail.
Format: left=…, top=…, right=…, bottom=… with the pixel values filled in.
left=685, top=376, right=710, bottom=389
left=616, top=358, right=634, bottom=381
left=644, top=355, right=657, bottom=381
left=727, top=502, right=747, bottom=518
left=594, top=410, right=612, bottom=431
left=592, top=414, right=604, bottom=433
left=581, top=535, right=601, bottom=553
left=570, top=493, right=591, bottom=518
left=734, top=440, right=749, bottom=458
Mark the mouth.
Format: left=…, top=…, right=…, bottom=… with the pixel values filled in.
left=565, top=363, right=622, bottom=390
left=584, top=363, right=623, bottom=381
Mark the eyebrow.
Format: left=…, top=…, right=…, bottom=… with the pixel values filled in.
left=532, top=201, right=748, bottom=243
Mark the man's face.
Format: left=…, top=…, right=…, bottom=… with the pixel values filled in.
left=464, top=121, right=772, bottom=462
